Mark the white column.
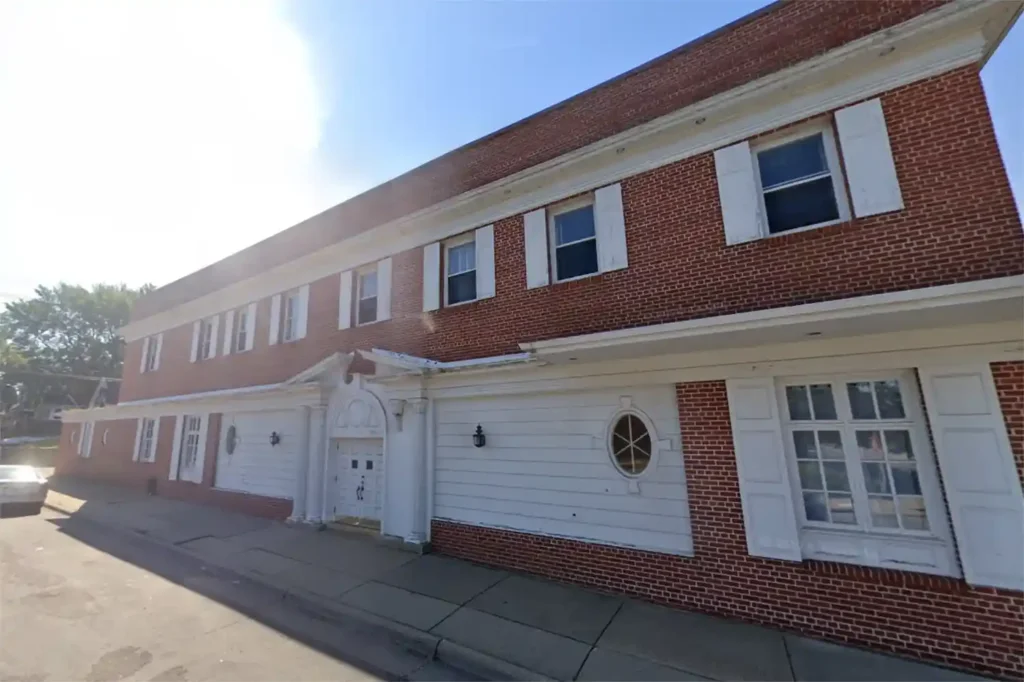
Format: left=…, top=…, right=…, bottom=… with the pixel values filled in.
left=407, top=397, right=429, bottom=543
left=305, top=406, right=327, bottom=523
left=382, top=393, right=429, bottom=544
left=289, top=405, right=311, bottom=523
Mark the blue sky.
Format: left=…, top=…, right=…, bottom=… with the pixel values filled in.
left=0, top=0, right=1019, bottom=303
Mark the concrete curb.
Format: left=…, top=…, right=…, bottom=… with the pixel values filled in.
left=42, top=496, right=546, bottom=681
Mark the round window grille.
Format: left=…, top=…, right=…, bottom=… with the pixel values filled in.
left=225, top=425, right=238, bottom=454
left=610, top=413, right=652, bottom=476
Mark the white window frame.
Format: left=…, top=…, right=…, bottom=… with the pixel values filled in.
left=751, top=121, right=852, bottom=239
left=234, top=306, right=250, bottom=353
left=444, top=233, right=477, bottom=307
left=356, top=266, right=379, bottom=326
left=179, top=415, right=203, bottom=474
left=137, top=417, right=157, bottom=463
left=281, top=289, right=301, bottom=342
left=776, top=370, right=957, bottom=575
left=143, top=336, right=159, bottom=372
left=79, top=422, right=94, bottom=458
left=548, top=194, right=598, bottom=284
left=198, top=318, right=215, bottom=360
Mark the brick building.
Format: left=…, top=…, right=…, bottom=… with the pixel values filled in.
left=58, top=1, right=1024, bottom=677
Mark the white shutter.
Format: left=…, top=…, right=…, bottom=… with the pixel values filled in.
left=132, top=419, right=144, bottom=462
left=475, top=224, right=496, bottom=299
left=153, top=334, right=163, bottom=370
left=725, top=378, right=802, bottom=561
left=595, top=183, right=629, bottom=273
left=208, top=315, right=219, bottom=359
left=296, top=285, right=310, bottom=339
left=835, top=98, right=903, bottom=218
left=422, top=243, right=441, bottom=312
left=150, top=417, right=161, bottom=463
left=139, top=337, right=150, bottom=373
left=269, top=295, right=282, bottom=345
left=714, top=141, right=762, bottom=245
left=222, top=309, right=235, bottom=356
left=339, top=271, right=354, bottom=329
left=192, top=415, right=210, bottom=483
left=523, top=208, right=549, bottom=289
left=168, top=416, right=183, bottom=481
left=245, top=303, right=257, bottom=350
left=377, top=258, right=393, bottom=321
left=82, top=422, right=94, bottom=458
left=918, top=364, right=1024, bottom=590
left=189, top=322, right=200, bottom=363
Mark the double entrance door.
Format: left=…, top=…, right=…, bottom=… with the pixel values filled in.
left=329, top=438, right=383, bottom=523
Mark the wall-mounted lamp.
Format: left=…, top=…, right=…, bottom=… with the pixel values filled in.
left=269, top=431, right=281, bottom=447
left=389, top=398, right=407, bottom=432
left=473, top=424, right=486, bottom=448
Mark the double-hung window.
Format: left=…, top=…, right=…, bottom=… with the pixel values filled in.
left=549, top=196, right=598, bottom=282
left=755, top=126, right=849, bottom=235
left=138, top=418, right=157, bottom=463
left=234, top=306, right=249, bottom=352
left=357, top=269, right=378, bottom=325
left=143, top=336, right=159, bottom=372
left=198, top=318, right=215, bottom=360
left=446, top=237, right=476, bottom=305
left=180, top=415, right=202, bottom=469
left=282, top=290, right=300, bottom=342
left=778, top=371, right=955, bottom=573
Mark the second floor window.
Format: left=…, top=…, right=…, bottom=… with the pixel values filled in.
left=549, top=197, right=598, bottom=282
left=755, top=127, right=847, bottom=235
left=282, top=290, right=300, bottom=342
left=198, top=318, right=215, bottom=360
left=446, top=238, right=476, bottom=305
left=235, top=306, right=249, bottom=352
left=358, top=270, right=378, bottom=325
left=142, top=336, right=159, bottom=372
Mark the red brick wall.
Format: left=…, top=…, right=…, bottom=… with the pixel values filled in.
left=992, top=361, right=1024, bottom=490
left=120, top=66, right=1022, bottom=402
left=133, top=0, right=945, bottom=321
left=56, top=414, right=290, bottom=520
left=432, top=367, right=1024, bottom=679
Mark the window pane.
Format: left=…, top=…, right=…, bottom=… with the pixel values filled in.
left=786, top=386, right=812, bottom=420
left=798, top=460, right=823, bottom=491
left=803, top=491, right=828, bottom=522
left=891, top=464, right=922, bottom=495
left=862, top=462, right=890, bottom=494
left=792, top=431, right=818, bottom=459
left=554, top=205, right=596, bottom=245
left=635, top=432, right=652, bottom=457
left=874, top=380, right=906, bottom=419
left=822, top=461, right=850, bottom=492
left=817, top=431, right=844, bottom=460
left=828, top=494, right=857, bottom=524
left=884, top=430, right=914, bottom=461
left=555, top=239, right=598, bottom=280
left=757, top=134, right=829, bottom=190
left=358, top=297, right=377, bottom=324
left=447, top=271, right=477, bottom=305
left=360, top=272, right=378, bottom=299
left=448, top=242, right=475, bottom=275
left=810, top=384, right=836, bottom=420
left=763, top=177, right=839, bottom=234
left=847, top=382, right=877, bottom=420
left=856, top=430, right=884, bottom=459
left=869, top=496, right=899, bottom=528
left=898, top=496, right=929, bottom=531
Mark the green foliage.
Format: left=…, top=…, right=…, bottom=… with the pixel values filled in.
left=0, top=283, right=154, bottom=410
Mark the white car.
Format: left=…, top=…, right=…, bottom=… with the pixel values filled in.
left=0, top=466, right=48, bottom=518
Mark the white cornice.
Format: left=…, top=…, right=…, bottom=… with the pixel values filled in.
left=120, top=1, right=1009, bottom=342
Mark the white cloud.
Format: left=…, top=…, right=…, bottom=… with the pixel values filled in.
left=0, top=0, right=356, bottom=299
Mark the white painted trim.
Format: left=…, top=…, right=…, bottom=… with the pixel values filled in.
left=168, top=415, right=183, bottom=481
left=521, top=276, right=1024, bottom=357
left=357, top=348, right=535, bottom=374
left=118, top=3, right=998, bottom=342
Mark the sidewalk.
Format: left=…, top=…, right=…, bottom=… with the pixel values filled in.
left=43, top=477, right=990, bottom=682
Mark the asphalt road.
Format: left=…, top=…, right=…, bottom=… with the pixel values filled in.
left=0, top=507, right=475, bottom=682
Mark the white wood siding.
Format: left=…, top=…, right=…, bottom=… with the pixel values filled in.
left=215, top=410, right=300, bottom=500
left=434, top=386, right=692, bottom=555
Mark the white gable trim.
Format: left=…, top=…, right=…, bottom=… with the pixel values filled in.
left=118, top=3, right=1000, bottom=342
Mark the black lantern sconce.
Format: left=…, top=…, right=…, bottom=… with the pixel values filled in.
left=472, top=424, right=486, bottom=448
left=269, top=431, right=281, bottom=447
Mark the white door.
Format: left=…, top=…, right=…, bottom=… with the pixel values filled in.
left=333, top=439, right=383, bottom=521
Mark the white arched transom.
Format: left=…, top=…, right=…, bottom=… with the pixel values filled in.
left=328, top=379, right=387, bottom=440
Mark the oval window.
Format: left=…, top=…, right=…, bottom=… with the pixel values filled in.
left=225, top=425, right=238, bottom=454
left=610, top=413, right=652, bottom=476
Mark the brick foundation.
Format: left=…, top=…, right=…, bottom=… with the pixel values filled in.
left=433, top=365, right=1024, bottom=680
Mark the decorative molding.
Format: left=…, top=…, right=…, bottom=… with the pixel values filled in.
left=118, top=2, right=1000, bottom=342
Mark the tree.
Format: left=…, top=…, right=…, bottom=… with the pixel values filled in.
left=0, top=283, right=154, bottom=410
